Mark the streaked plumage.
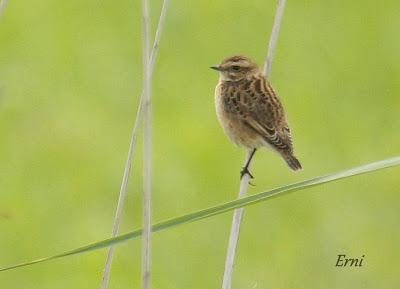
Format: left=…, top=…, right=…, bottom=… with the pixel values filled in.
left=212, top=55, right=301, bottom=174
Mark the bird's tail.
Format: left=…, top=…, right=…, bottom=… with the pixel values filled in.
left=283, top=153, right=302, bottom=171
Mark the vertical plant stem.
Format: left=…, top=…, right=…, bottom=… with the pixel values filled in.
left=221, top=152, right=253, bottom=289
left=0, top=0, right=8, bottom=18
left=100, top=1, right=169, bottom=289
left=100, top=104, right=141, bottom=289
left=264, top=0, right=286, bottom=77
left=141, top=0, right=152, bottom=287
left=221, top=0, right=287, bottom=288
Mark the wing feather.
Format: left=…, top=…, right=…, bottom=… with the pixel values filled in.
left=232, top=78, right=294, bottom=152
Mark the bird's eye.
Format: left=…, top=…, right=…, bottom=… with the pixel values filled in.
left=232, top=65, right=240, bottom=71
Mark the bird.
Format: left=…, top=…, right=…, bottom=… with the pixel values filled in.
left=211, top=55, right=302, bottom=179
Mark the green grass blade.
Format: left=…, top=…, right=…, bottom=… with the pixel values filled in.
left=1, top=157, right=399, bottom=272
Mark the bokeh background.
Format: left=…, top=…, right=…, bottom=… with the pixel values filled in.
left=1, top=0, right=399, bottom=288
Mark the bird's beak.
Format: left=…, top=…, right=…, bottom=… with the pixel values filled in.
left=210, top=65, right=221, bottom=71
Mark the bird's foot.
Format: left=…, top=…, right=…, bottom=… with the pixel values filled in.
left=240, top=167, right=254, bottom=179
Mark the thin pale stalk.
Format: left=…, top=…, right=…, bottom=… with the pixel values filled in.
left=222, top=1, right=287, bottom=288
left=100, top=97, right=143, bottom=289
left=100, top=1, right=169, bottom=288
left=0, top=0, right=8, bottom=18
left=141, top=0, right=152, bottom=288
left=263, top=0, right=286, bottom=77
left=221, top=151, right=253, bottom=289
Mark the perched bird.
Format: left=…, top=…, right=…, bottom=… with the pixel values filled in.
left=211, top=55, right=302, bottom=178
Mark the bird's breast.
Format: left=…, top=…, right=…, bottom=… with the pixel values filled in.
left=214, top=82, right=264, bottom=149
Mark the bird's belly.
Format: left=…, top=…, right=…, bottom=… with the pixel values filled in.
left=215, top=92, right=264, bottom=149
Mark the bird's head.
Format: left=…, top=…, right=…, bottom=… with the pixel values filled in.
left=210, top=55, right=259, bottom=81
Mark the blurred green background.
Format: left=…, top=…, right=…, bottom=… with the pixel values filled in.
left=1, top=0, right=399, bottom=288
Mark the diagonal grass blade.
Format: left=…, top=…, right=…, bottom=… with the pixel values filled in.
left=1, top=157, right=399, bottom=272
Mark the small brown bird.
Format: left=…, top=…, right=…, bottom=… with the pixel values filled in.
left=211, top=55, right=302, bottom=178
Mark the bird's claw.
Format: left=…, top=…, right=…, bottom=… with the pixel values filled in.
left=240, top=167, right=254, bottom=179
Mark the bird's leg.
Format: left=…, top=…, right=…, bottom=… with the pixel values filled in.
left=240, top=148, right=257, bottom=179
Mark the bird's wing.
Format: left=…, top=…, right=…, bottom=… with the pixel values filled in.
left=236, top=78, right=293, bottom=152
